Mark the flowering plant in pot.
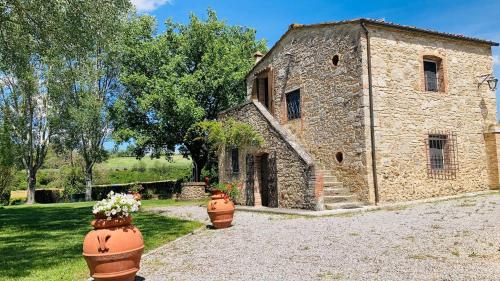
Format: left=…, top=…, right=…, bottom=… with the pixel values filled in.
left=207, top=182, right=240, bottom=229
left=212, top=182, right=240, bottom=200
left=128, top=183, right=143, bottom=201
left=83, top=191, right=144, bottom=281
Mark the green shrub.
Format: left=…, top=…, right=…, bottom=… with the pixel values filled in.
left=56, top=165, right=86, bottom=201
left=91, top=180, right=181, bottom=200
left=142, top=188, right=155, bottom=199
left=0, top=190, right=10, bottom=206
left=93, top=166, right=190, bottom=185
left=36, top=169, right=59, bottom=188
left=131, top=161, right=147, bottom=172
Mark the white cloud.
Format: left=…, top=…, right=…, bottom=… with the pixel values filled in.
left=494, top=55, right=500, bottom=66
left=131, top=0, right=171, bottom=12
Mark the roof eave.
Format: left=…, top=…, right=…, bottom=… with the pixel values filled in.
left=245, top=19, right=498, bottom=79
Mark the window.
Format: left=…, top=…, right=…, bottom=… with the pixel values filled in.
left=423, top=56, right=445, bottom=92
left=332, top=55, right=340, bottom=66
left=424, top=60, right=438, bottom=91
left=286, top=89, right=301, bottom=120
left=425, top=132, right=458, bottom=179
left=429, top=135, right=446, bottom=170
left=251, top=68, right=274, bottom=114
left=335, top=152, right=343, bottom=163
left=231, top=148, right=239, bottom=173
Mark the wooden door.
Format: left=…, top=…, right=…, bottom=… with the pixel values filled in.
left=268, top=152, right=278, bottom=208
left=260, top=154, right=269, bottom=206
left=245, top=154, right=255, bottom=206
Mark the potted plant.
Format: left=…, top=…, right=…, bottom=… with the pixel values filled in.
left=128, top=183, right=143, bottom=201
left=207, top=182, right=239, bottom=229
left=83, top=191, right=144, bottom=281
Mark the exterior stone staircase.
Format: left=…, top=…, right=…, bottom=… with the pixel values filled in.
left=319, top=169, right=364, bottom=210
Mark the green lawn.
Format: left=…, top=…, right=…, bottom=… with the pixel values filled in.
left=0, top=200, right=205, bottom=281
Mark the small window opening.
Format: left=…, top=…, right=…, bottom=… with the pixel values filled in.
left=286, top=89, right=301, bottom=120
left=332, top=55, right=340, bottom=66
left=231, top=148, right=239, bottom=173
left=423, top=56, right=444, bottom=92
left=335, top=152, right=343, bottom=163
left=424, top=60, right=438, bottom=91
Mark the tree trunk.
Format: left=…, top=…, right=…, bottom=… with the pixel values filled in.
left=193, top=158, right=206, bottom=182
left=84, top=167, right=92, bottom=201
left=26, top=169, right=36, bottom=204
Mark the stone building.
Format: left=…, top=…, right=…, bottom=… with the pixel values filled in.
left=218, top=19, right=499, bottom=210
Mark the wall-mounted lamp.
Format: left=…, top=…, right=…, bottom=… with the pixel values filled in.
left=477, top=74, right=498, bottom=91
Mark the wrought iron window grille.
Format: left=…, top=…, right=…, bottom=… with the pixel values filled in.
left=425, top=131, right=458, bottom=179
left=286, top=89, right=301, bottom=120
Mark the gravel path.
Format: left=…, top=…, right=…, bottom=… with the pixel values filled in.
left=139, top=194, right=500, bottom=281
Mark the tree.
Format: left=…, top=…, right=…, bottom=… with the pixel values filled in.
left=53, top=0, right=131, bottom=201
left=0, top=114, right=15, bottom=205
left=0, top=0, right=130, bottom=202
left=113, top=9, right=267, bottom=180
left=0, top=0, right=67, bottom=203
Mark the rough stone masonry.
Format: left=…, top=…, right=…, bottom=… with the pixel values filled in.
left=219, top=19, right=499, bottom=210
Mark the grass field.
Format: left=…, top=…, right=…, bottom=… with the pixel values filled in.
left=0, top=199, right=205, bottom=281
left=96, top=155, right=191, bottom=170
left=10, top=155, right=193, bottom=194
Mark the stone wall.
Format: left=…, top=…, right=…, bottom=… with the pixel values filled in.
left=179, top=182, right=207, bottom=200
left=365, top=25, right=497, bottom=202
left=218, top=101, right=320, bottom=210
left=246, top=23, right=370, bottom=201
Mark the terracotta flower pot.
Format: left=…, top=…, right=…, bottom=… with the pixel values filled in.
left=130, top=192, right=142, bottom=201
left=83, top=216, right=144, bottom=281
left=207, top=191, right=235, bottom=229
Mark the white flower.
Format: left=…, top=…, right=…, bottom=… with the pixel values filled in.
left=92, top=191, right=141, bottom=220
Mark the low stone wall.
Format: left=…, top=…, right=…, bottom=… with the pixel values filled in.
left=180, top=182, right=207, bottom=200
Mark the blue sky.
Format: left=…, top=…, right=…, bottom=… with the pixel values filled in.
left=113, top=0, right=500, bottom=149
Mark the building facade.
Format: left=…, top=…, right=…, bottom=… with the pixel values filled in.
left=218, top=19, right=499, bottom=210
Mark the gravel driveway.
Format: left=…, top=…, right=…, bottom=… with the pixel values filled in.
left=140, top=194, right=500, bottom=281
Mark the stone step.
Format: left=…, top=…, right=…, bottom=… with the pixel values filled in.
left=324, top=195, right=357, bottom=204
left=254, top=191, right=262, bottom=207
left=323, top=181, right=343, bottom=188
left=318, top=169, right=333, bottom=176
left=324, top=202, right=365, bottom=210
left=323, top=175, right=337, bottom=182
left=323, top=188, right=351, bottom=196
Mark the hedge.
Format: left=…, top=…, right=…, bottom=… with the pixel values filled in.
left=91, top=180, right=182, bottom=201
left=29, top=180, right=183, bottom=203
left=35, top=189, right=62, bottom=203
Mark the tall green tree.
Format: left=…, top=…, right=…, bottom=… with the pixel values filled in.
left=0, top=0, right=130, bottom=202
left=113, top=9, right=266, bottom=180
left=53, top=0, right=131, bottom=201
left=0, top=0, right=67, bottom=203
left=0, top=112, right=15, bottom=205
